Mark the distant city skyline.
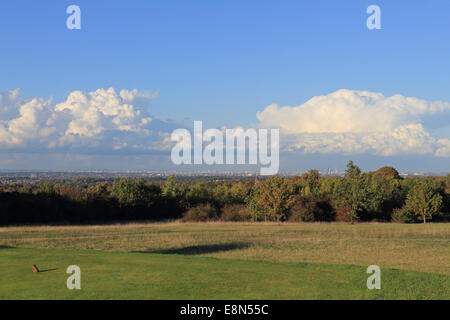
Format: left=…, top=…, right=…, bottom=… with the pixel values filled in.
left=1, top=1, right=449, bottom=172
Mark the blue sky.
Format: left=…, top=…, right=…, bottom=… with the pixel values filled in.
left=0, top=1, right=449, bottom=172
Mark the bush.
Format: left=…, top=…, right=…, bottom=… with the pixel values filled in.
left=391, top=207, right=417, bottom=223
left=220, top=204, right=252, bottom=221
left=288, top=196, right=334, bottom=222
left=438, top=193, right=450, bottom=221
left=335, top=207, right=358, bottom=222
left=288, top=196, right=315, bottom=222
left=182, top=203, right=218, bottom=222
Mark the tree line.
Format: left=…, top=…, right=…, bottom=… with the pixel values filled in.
left=0, top=161, right=449, bottom=225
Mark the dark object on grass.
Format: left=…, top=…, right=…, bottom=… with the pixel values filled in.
left=32, top=264, right=40, bottom=273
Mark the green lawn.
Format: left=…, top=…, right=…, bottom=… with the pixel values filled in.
left=1, top=223, right=449, bottom=275
left=1, top=247, right=448, bottom=299
left=1, top=223, right=449, bottom=299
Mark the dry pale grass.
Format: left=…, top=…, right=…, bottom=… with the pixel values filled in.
left=0, top=222, right=449, bottom=275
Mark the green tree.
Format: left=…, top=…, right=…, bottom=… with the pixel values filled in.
left=86, top=183, right=110, bottom=201
left=295, top=170, right=322, bottom=198
left=111, top=178, right=160, bottom=207
left=335, top=161, right=364, bottom=222
left=230, top=182, right=251, bottom=204
left=333, top=172, right=384, bottom=222
left=36, top=182, right=56, bottom=195
left=185, top=182, right=212, bottom=205
left=344, top=160, right=361, bottom=179
left=402, top=179, right=443, bottom=224
left=162, top=176, right=183, bottom=199
left=372, top=166, right=402, bottom=180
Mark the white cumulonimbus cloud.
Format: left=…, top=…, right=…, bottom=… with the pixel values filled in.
left=1, top=88, right=449, bottom=159
left=0, top=89, right=53, bottom=147
left=0, top=88, right=172, bottom=152
left=256, top=89, right=450, bottom=157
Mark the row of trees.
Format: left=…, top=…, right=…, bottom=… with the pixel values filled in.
left=245, top=162, right=448, bottom=223
left=0, top=161, right=449, bottom=225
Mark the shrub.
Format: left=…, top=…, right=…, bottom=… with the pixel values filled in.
left=315, top=197, right=335, bottom=221
left=182, top=203, right=218, bottom=222
left=441, top=193, right=450, bottom=221
left=220, top=204, right=252, bottom=222
left=288, top=196, right=334, bottom=222
left=335, top=207, right=358, bottom=222
left=391, top=207, right=417, bottom=223
left=288, top=196, right=315, bottom=222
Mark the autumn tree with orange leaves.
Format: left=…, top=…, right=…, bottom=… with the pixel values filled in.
left=246, top=177, right=296, bottom=222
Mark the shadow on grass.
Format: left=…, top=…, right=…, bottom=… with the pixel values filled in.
left=135, top=242, right=251, bottom=255
left=38, top=268, right=58, bottom=273
left=0, top=245, right=13, bottom=249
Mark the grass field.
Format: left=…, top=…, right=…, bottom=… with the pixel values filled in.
left=0, top=222, right=449, bottom=299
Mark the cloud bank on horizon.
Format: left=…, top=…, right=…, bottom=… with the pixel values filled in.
left=257, top=89, right=450, bottom=158
left=0, top=88, right=449, bottom=162
left=0, top=87, right=174, bottom=153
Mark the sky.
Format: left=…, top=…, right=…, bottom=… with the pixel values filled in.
left=0, top=0, right=449, bottom=173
